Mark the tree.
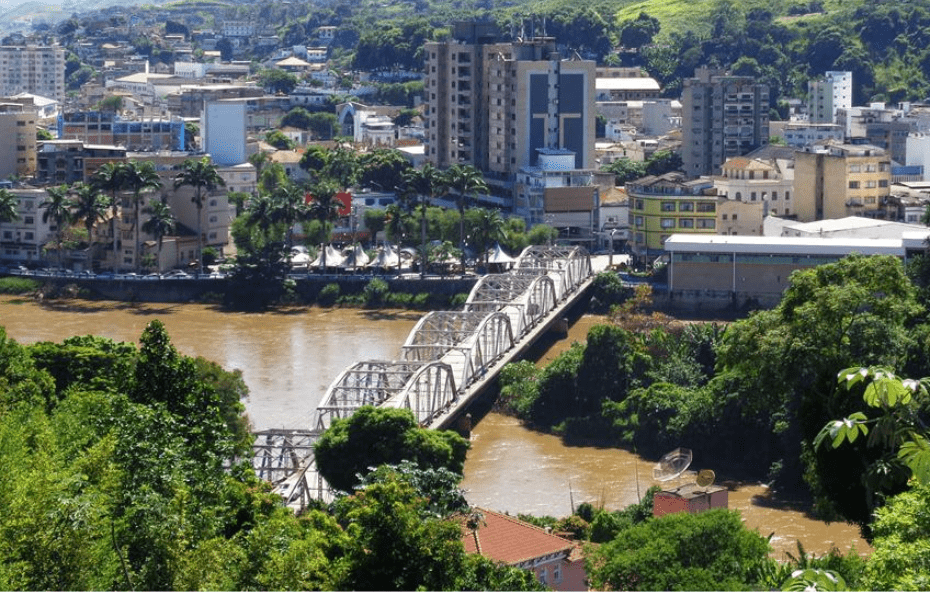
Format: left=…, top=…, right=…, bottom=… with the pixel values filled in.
left=40, top=185, right=73, bottom=268
left=305, top=179, right=341, bottom=268
left=69, top=183, right=109, bottom=269
left=645, top=149, right=683, bottom=176
left=359, top=148, right=411, bottom=192
left=620, top=12, right=660, bottom=49
left=863, top=481, right=930, bottom=590
left=174, top=157, right=225, bottom=275
left=279, top=106, right=313, bottom=130
left=90, top=161, right=128, bottom=271
left=401, top=164, right=445, bottom=277
left=264, top=129, right=294, bottom=150
left=444, top=164, right=488, bottom=273
left=586, top=509, right=771, bottom=591
left=141, top=201, right=175, bottom=272
left=258, top=68, right=298, bottom=94
left=122, top=160, right=162, bottom=272
left=715, top=254, right=923, bottom=525
left=307, top=112, right=338, bottom=140
left=0, top=188, right=19, bottom=223
left=604, top=158, right=647, bottom=185
left=314, top=406, right=469, bottom=493
left=472, top=208, right=505, bottom=268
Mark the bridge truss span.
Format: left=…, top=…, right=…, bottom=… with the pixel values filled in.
left=381, top=360, right=458, bottom=425
left=515, top=245, right=593, bottom=301
left=401, top=310, right=515, bottom=388
left=464, top=273, right=557, bottom=338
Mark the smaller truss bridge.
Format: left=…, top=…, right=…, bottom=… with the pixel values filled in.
left=251, top=245, right=594, bottom=511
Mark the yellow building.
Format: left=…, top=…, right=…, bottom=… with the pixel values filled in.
left=0, top=102, right=37, bottom=178
left=628, top=172, right=718, bottom=263
left=794, top=143, right=891, bottom=222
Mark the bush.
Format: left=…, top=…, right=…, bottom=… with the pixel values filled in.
left=318, top=283, right=340, bottom=306
left=363, top=278, right=389, bottom=307
left=412, top=293, right=430, bottom=309
left=497, top=360, right=541, bottom=418
left=0, top=277, right=39, bottom=294
left=450, top=293, right=469, bottom=308
left=386, top=292, right=413, bottom=308
left=591, top=271, right=630, bottom=311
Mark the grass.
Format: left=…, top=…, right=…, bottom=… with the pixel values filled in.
left=0, top=277, right=39, bottom=295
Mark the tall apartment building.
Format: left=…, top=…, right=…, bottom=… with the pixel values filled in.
left=808, top=71, right=852, bottom=124
left=424, top=22, right=595, bottom=179
left=681, top=67, right=770, bottom=178
left=0, top=102, right=37, bottom=179
left=794, top=143, right=891, bottom=221
left=0, top=46, right=66, bottom=102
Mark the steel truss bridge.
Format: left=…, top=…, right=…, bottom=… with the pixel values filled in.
left=248, top=245, right=594, bottom=511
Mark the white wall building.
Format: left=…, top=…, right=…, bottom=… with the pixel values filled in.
left=906, top=132, right=930, bottom=181
left=0, top=46, right=66, bottom=103
left=809, top=71, right=852, bottom=124
left=203, top=101, right=247, bottom=166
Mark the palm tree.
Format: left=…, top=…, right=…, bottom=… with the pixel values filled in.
left=444, top=164, right=488, bottom=273
left=90, top=161, right=128, bottom=271
left=41, top=185, right=74, bottom=268
left=122, top=160, right=163, bottom=272
left=70, top=182, right=110, bottom=269
left=306, top=179, right=341, bottom=269
left=174, top=157, right=225, bottom=276
left=401, top=163, right=445, bottom=278
left=0, top=188, right=19, bottom=223
left=270, top=182, right=310, bottom=263
left=474, top=208, right=506, bottom=269
left=141, top=200, right=176, bottom=272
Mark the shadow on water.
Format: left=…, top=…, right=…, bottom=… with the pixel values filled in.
left=36, top=299, right=181, bottom=316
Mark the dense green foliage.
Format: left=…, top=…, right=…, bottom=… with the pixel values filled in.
left=314, top=406, right=469, bottom=492
left=501, top=254, right=930, bottom=538
left=0, top=323, right=540, bottom=590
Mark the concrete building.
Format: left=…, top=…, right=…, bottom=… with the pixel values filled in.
left=0, top=46, right=66, bottom=102
left=0, top=102, right=37, bottom=179
left=838, top=104, right=914, bottom=165
left=424, top=22, right=595, bottom=180
left=513, top=148, right=606, bottom=240
left=808, top=71, right=852, bottom=124
left=793, top=143, right=891, bottom=222
left=627, top=172, right=717, bottom=263
left=653, top=484, right=728, bottom=518
left=35, top=140, right=127, bottom=184
left=0, top=188, right=55, bottom=266
left=58, top=112, right=186, bottom=152
left=594, top=76, right=660, bottom=102
left=202, top=101, right=247, bottom=166
left=905, top=133, right=930, bottom=181
left=165, top=84, right=263, bottom=118
left=714, top=154, right=795, bottom=235
left=771, top=121, right=844, bottom=148
left=681, top=67, right=770, bottom=177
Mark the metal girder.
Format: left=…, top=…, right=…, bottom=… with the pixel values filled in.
left=316, top=360, right=430, bottom=430
left=382, top=360, right=458, bottom=425
left=515, top=245, right=593, bottom=300
left=465, top=274, right=556, bottom=337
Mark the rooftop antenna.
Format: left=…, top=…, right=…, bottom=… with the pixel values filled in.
left=653, top=447, right=692, bottom=484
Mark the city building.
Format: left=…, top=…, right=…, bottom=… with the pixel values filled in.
left=793, top=142, right=891, bottom=221
left=714, top=152, right=795, bottom=234
left=202, top=100, right=247, bottom=166
left=165, top=84, right=263, bottom=118
left=0, top=102, right=37, bottom=179
left=838, top=104, right=914, bottom=165
left=0, top=188, right=55, bottom=266
left=627, top=172, right=717, bottom=263
left=770, top=121, right=844, bottom=148
left=424, top=22, right=596, bottom=199
left=58, top=112, right=186, bottom=152
left=462, top=509, right=586, bottom=591
left=0, top=46, right=66, bottom=102
left=35, top=140, right=127, bottom=184
left=681, top=67, right=770, bottom=177
left=808, top=71, right=852, bottom=124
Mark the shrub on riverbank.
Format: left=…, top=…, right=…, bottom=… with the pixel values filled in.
left=0, top=277, right=39, bottom=294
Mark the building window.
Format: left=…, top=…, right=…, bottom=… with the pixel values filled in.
left=786, top=191, right=791, bottom=200
left=538, top=568, right=547, bottom=585
left=660, top=218, right=675, bottom=229
left=634, top=216, right=643, bottom=227
left=750, top=192, right=757, bottom=201
left=679, top=202, right=694, bottom=212
left=697, top=219, right=716, bottom=229
left=735, top=192, right=742, bottom=200
left=849, top=164, right=861, bottom=173
left=772, top=191, right=778, bottom=200
left=24, top=216, right=34, bottom=224
left=849, top=181, right=860, bottom=189
left=679, top=218, right=694, bottom=228
left=635, top=199, right=644, bottom=210
left=722, top=214, right=728, bottom=220
left=553, top=564, right=562, bottom=583
left=879, top=179, right=888, bottom=188
left=696, top=203, right=716, bottom=213
left=866, top=196, right=876, bottom=204
left=661, top=201, right=675, bottom=212
left=732, top=214, right=738, bottom=220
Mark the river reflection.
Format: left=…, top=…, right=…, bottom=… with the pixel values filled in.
left=0, top=296, right=868, bottom=557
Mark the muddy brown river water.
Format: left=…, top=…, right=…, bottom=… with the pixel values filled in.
left=0, top=295, right=869, bottom=558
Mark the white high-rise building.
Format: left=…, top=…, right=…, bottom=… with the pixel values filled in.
left=202, top=100, right=247, bottom=166
left=0, top=46, right=66, bottom=102
left=808, top=71, right=852, bottom=125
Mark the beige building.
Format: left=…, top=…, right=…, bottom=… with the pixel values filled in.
left=793, top=143, right=891, bottom=222
left=714, top=153, right=795, bottom=235
left=0, top=102, right=37, bottom=179
left=0, top=46, right=66, bottom=102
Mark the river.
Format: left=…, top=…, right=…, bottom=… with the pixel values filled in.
left=0, top=295, right=868, bottom=558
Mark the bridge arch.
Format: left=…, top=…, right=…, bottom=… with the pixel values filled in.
left=381, top=360, right=458, bottom=425
left=515, top=245, right=592, bottom=299
left=464, top=273, right=556, bottom=338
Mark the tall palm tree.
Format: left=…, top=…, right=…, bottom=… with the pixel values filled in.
left=270, top=182, right=310, bottom=263
left=174, top=157, right=225, bottom=276
left=122, top=160, right=163, bottom=272
left=70, top=182, right=110, bottom=270
left=306, top=179, right=341, bottom=269
left=41, top=185, right=74, bottom=268
left=444, top=164, right=488, bottom=273
left=474, top=208, right=506, bottom=269
left=0, top=188, right=19, bottom=223
left=90, top=161, right=128, bottom=271
left=141, top=200, right=176, bottom=272
left=402, top=163, right=445, bottom=278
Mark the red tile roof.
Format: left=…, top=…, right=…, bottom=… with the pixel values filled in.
left=461, top=509, right=576, bottom=565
